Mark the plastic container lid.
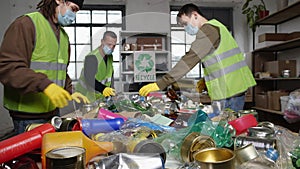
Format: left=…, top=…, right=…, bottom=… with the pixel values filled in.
left=228, top=114, right=258, bottom=135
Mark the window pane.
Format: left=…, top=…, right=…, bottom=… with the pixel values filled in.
left=76, top=62, right=84, bottom=80
left=186, top=45, right=191, bottom=52
left=171, top=44, right=185, bottom=61
left=64, top=27, right=75, bottom=44
left=70, top=45, right=76, bottom=61
left=171, top=31, right=185, bottom=43
left=171, top=11, right=178, bottom=24
left=108, top=10, right=122, bottom=24
left=92, top=10, right=106, bottom=24
left=113, top=62, right=120, bottom=79
left=76, top=45, right=90, bottom=62
left=76, top=27, right=90, bottom=43
left=76, top=10, right=91, bottom=23
left=187, top=65, right=199, bottom=78
left=186, top=33, right=195, bottom=44
left=68, top=63, right=76, bottom=80
left=113, top=44, right=120, bottom=61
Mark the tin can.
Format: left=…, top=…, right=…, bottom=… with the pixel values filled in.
left=25, top=123, right=43, bottom=132
left=233, top=136, right=277, bottom=151
left=45, top=147, right=85, bottom=169
left=180, top=132, right=216, bottom=163
left=247, top=126, right=275, bottom=138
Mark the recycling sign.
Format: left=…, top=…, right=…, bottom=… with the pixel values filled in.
left=134, top=51, right=156, bottom=82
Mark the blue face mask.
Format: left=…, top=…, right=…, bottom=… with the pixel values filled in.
left=103, top=45, right=113, bottom=55
left=58, top=5, right=76, bottom=26
left=185, top=23, right=199, bottom=35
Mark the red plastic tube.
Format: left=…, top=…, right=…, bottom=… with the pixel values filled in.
left=0, top=123, right=55, bottom=163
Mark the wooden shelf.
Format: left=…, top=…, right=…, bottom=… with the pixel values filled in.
left=253, top=37, right=300, bottom=52
left=252, top=107, right=284, bottom=115
left=255, top=1, right=300, bottom=25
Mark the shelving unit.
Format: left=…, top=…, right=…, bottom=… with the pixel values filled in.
left=251, top=1, right=300, bottom=132
left=119, top=31, right=171, bottom=94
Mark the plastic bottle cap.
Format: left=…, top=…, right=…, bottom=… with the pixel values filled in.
left=265, top=148, right=279, bottom=162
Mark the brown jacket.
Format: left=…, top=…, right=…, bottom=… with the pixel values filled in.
left=0, top=11, right=72, bottom=118
left=156, top=23, right=220, bottom=90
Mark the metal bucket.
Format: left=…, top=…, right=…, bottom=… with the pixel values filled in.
left=46, top=147, right=85, bottom=169
left=194, top=148, right=235, bottom=169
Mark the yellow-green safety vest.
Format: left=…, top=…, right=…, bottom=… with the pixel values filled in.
left=75, top=48, right=113, bottom=102
left=4, top=12, right=69, bottom=113
left=201, top=19, right=256, bottom=100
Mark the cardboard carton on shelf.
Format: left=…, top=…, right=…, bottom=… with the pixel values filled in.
left=267, top=90, right=289, bottom=111
left=136, top=37, right=163, bottom=51
left=255, top=93, right=268, bottom=109
left=264, top=60, right=297, bottom=78
left=258, top=33, right=289, bottom=43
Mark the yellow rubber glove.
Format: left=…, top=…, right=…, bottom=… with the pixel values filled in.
left=43, top=83, right=72, bottom=108
left=103, top=87, right=116, bottom=97
left=139, top=83, right=160, bottom=96
left=71, top=92, right=90, bottom=104
left=196, top=78, right=207, bottom=93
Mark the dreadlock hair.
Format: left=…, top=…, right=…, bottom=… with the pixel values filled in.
left=177, top=3, right=204, bottom=23
left=36, top=0, right=59, bottom=19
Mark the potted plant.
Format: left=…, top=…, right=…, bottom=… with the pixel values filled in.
left=242, top=0, right=269, bottom=31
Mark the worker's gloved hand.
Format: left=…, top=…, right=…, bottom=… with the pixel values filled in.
left=43, top=83, right=72, bottom=108
left=196, top=78, right=207, bottom=93
left=139, top=83, right=159, bottom=96
left=103, top=87, right=116, bottom=97
left=71, top=92, right=90, bottom=104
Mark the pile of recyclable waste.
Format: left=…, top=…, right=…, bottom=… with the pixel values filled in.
left=1, top=89, right=300, bottom=169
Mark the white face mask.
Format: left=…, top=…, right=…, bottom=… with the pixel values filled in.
left=185, top=23, right=199, bottom=35
left=58, top=3, right=76, bottom=26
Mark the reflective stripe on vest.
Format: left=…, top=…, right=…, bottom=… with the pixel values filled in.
left=101, top=78, right=111, bottom=84
left=30, top=61, right=67, bottom=86
left=204, top=60, right=248, bottom=82
left=203, top=47, right=241, bottom=68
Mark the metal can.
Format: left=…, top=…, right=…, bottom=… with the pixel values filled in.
left=25, top=123, right=43, bottom=131
left=180, top=132, right=216, bottom=163
left=46, top=147, right=85, bottom=169
left=233, top=136, right=277, bottom=151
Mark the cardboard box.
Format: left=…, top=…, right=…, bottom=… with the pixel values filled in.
left=258, top=33, right=289, bottom=43
left=267, top=91, right=289, bottom=111
left=136, top=37, right=163, bottom=51
left=264, top=60, right=297, bottom=77
left=286, top=32, right=300, bottom=41
left=255, top=93, right=268, bottom=109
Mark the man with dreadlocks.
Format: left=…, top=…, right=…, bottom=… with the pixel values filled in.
left=0, top=0, right=89, bottom=134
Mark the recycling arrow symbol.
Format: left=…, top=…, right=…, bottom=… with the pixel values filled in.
left=135, top=54, right=154, bottom=73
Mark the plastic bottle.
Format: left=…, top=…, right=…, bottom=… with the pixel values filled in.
left=41, top=131, right=113, bottom=169
left=79, top=118, right=125, bottom=136
left=237, top=148, right=279, bottom=169
left=0, top=123, right=56, bottom=163
left=97, top=108, right=128, bottom=121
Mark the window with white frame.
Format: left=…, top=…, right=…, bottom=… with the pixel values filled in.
left=64, top=5, right=125, bottom=85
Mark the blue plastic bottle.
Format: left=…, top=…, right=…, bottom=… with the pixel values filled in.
left=80, top=118, right=124, bottom=137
